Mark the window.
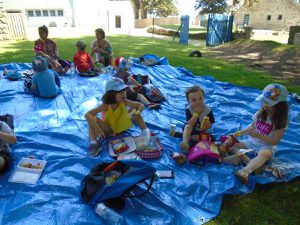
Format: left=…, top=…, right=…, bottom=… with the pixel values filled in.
left=278, top=15, right=282, bottom=20
left=35, top=10, right=41, bottom=17
left=50, top=10, right=56, bottom=16
left=43, top=10, right=49, bottom=16
left=243, top=14, right=250, bottom=27
left=57, top=10, right=63, bottom=16
left=267, top=15, right=271, bottom=20
left=27, top=10, right=34, bottom=17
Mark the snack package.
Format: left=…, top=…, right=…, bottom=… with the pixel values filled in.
left=111, top=139, right=129, bottom=154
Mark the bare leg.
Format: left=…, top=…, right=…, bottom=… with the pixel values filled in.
left=137, top=93, right=150, bottom=105
left=236, top=149, right=273, bottom=183
left=132, top=113, right=147, bottom=130
left=87, top=118, right=112, bottom=142
left=222, top=142, right=251, bottom=165
left=180, top=124, right=193, bottom=153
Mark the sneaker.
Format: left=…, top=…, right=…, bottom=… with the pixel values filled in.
left=139, top=128, right=150, bottom=146
left=88, top=143, right=102, bottom=157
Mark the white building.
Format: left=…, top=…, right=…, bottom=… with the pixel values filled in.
left=3, top=0, right=134, bottom=32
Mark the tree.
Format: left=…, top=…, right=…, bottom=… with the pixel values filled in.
left=195, top=0, right=228, bottom=15
left=130, top=0, right=179, bottom=19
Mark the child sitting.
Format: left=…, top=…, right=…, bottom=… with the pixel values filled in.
left=85, top=77, right=151, bottom=157
left=180, top=86, right=215, bottom=153
left=227, top=84, right=289, bottom=183
left=26, top=56, right=61, bottom=98
left=91, top=28, right=113, bottom=66
left=0, top=121, right=16, bottom=175
left=73, top=40, right=98, bottom=76
left=113, top=57, right=160, bottom=109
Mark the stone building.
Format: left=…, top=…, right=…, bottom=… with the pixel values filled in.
left=233, top=0, right=300, bottom=31
left=0, top=0, right=9, bottom=40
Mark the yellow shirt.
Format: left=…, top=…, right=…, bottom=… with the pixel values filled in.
left=104, top=103, right=133, bottom=134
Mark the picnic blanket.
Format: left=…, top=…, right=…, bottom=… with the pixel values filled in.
left=0, top=61, right=300, bottom=225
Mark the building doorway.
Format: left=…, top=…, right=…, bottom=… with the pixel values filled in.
left=115, top=16, right=121, bottom=28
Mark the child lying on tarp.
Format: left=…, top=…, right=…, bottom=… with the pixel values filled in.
left=24, top=56, right=61, bottom=98
left=85, top=77, right=151, bottom=157
left=114, top=57, right=160, bottom=109
left=0, top=120, right=16, bottom=175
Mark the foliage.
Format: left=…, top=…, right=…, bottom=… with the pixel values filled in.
left=195, top=0, right=228, bottom=15
left=130, top=0, right=178, bottom=19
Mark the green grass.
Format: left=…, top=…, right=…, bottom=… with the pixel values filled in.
left=1, top=36, right=300, bottom=225
left=159, top=24, right=206, bottom=33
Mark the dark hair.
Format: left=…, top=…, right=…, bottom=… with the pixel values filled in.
left=102, top=90, right=117, bottom=104
left=38, top=25, right=48, bottom=34
left=258, top=101, right=288, bottom=129
left=95, top=28, right=105, bottom=38
left=185, top=86, right=204, bottom=101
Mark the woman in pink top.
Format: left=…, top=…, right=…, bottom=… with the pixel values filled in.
left=34, top=25, right=70, bottom=74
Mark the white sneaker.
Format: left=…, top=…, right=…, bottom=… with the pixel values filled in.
left=139, top=128, right=150, bottom=146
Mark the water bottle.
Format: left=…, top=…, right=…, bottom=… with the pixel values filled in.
left=95, top=203, right=124, bottom=225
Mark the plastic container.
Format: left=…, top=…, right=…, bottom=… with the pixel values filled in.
left=95, top=203, right=124, bottom=225
left=9, top=157, right=47, bottom=184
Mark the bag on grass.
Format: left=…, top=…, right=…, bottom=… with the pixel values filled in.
left=81, top=160, right=156, bottom=210
left=0, top=114, right=14, bottom=130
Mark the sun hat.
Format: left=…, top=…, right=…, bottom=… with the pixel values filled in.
left=75, top=40, right=86, bottom=49
left=256, top=83, right=288, bottom=106
left=105, top=77, right=127, bottom=92
left=114, top=57, right=131, bottom=70
left=32, top=56, right=49, bottom=72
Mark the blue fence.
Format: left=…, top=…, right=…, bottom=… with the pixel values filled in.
left=206, top=14, right=234, bottom=47
left=179, top=15, right=189, bottom=45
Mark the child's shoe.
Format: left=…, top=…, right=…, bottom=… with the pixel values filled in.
left=139, top=128, right=150, bottom=146
left=179, top=141, right=189, bottom=153
left=88, top=143, right=102, bottom=157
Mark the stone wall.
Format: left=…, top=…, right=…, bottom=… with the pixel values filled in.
left=135, top=17, right=180, bottom=28
left=234, top=0, right=300, bottom=31
left=288, top=26, right=300, bottom=44
left=0, top=0, right=9, bottom=41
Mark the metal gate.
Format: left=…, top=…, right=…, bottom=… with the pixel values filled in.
left=5, top=12, right=27, bottom=40
left=206, top=14, right=233, bottom=47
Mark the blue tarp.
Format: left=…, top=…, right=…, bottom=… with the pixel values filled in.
left=0, top=62, right=300, bottom=225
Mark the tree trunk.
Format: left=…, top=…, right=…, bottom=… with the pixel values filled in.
left=131, top=0, right=140, bottom=19
left=140, top=1, right=148, bottom=19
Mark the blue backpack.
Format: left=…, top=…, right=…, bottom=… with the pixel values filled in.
left=81, top=160, right=156, bottom=210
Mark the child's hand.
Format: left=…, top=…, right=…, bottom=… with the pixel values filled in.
left=248, top=127, right=260, bottom=138
left=201, top=120, right=211, bottom=130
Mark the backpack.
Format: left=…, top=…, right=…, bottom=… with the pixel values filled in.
left=142, top=84, right=165, bottom=103
left=188, top=132, right=221, bottom=165
left=0, top=114, right=14, bottom=130
left=81, top=160, right=156, bottom=210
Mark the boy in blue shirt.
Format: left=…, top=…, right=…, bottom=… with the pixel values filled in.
left=28, top=56, right=60, bottom=98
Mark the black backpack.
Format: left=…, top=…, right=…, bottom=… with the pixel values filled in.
left=81, top=160, right=156, bottom=210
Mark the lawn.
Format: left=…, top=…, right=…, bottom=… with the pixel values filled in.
left=160, top=24, right=206, bottom=33
left=0, top=35, right=300, bottom=225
